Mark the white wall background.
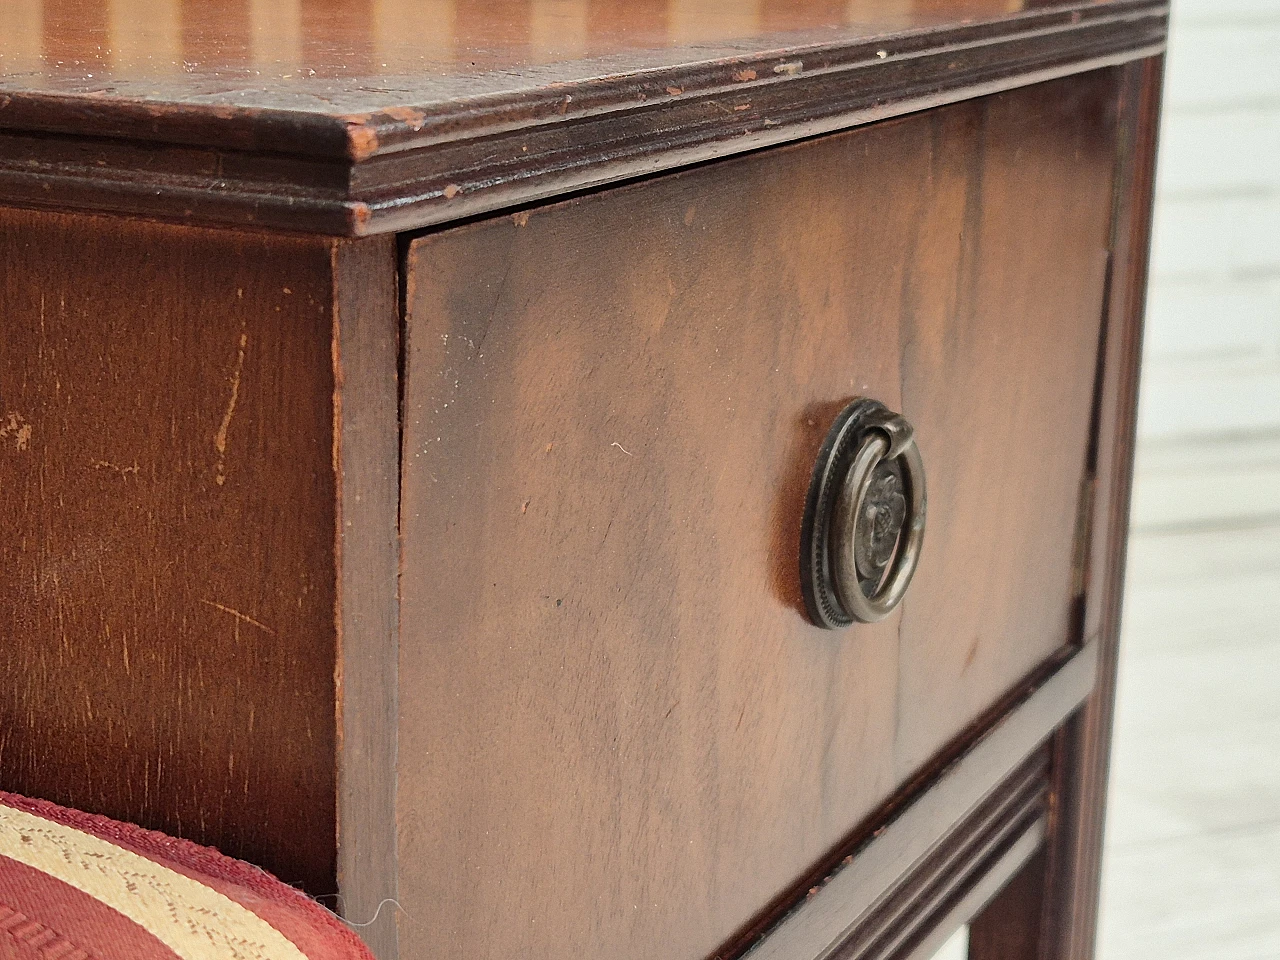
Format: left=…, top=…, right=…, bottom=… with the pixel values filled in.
left=1102, top=16, right=1280, bottom=960
left=1137, top=0, right=1280, bottom=441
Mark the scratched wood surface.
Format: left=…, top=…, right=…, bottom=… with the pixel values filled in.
left=0, top=0, right=1165, bottom=235
left=398, top=71, right=1120, bottom=960
left=0, top=208, right=341, bottom=895
left=3, top=0, right=1154, bottom=89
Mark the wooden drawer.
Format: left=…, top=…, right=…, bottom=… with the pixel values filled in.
left=397, top=71, right=1119, bottom=960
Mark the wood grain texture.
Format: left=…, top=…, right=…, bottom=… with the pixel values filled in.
left=397, top=72, right=1120, bottom=960
left=891, top=72, right=1117, bottom=779
left=1042, top=54, right=1165, bottom=960
left=0, top=0, right=1166, bottom=234
left=963, top=55, right=1164, bottom=960
left=332, top=236, right=402, bottom=958
left=8, top=0, right=1160, bottom=90
left=743, top=643, right=1096, bottom=960
left=0, top=208, right=341, bottom=895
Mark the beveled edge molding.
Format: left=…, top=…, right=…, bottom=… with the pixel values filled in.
left=824, top=753, right=1047, bottom=960
left=727, top=641, right=1098, bottom=960
left=0, top=0, right=1167, bottom=235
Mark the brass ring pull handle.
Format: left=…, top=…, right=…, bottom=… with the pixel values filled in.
left=800, top=399, right=927, bottom=628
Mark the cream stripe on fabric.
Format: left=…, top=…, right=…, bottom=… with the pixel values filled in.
left=0, top=806, right=310, bottom=960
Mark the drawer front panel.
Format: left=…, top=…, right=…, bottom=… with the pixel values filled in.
left=399, top=71, right=1118, bottom=960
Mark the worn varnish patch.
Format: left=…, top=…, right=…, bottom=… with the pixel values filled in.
left=0, top=411, right=32, bottom=451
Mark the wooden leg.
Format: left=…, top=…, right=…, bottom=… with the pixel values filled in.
left=968, top=850, right=1048, bottom=960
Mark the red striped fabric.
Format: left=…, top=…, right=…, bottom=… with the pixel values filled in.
left=0, top=792, right=374, bottom=960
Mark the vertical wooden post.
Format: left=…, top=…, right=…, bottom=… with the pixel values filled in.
left=333, top=236, right=403, bottom=960
left=968, top=54, right=1165, bottom=960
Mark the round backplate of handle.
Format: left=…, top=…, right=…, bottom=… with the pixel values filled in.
left=799, top=398, right=927, bottom=628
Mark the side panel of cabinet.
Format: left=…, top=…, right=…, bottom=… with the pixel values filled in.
left=0, top=210, right=349, bottom=895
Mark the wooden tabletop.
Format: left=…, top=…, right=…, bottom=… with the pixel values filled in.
left=0, top=0, right=1167, bottom=234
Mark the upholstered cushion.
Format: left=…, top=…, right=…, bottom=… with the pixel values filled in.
left=0, top=791, right=374, bottom=960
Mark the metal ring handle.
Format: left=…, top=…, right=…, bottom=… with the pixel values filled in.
left=831, top=427, right=926, bottom=622
left=800, top=399, right=927, bottom=628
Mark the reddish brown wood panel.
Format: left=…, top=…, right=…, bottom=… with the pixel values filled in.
left=1043, top=53, right=1166, bottom=960
left=0, top=208, right=340, bottom=895
left=892, top=73, right=1118, bottom=777
left=5, top=0, right=1166, bottom=94
left=964, top=56, right=1165, bottom=960
left=398, top=71, right=1120, bottom=960
left=740, top=644, right=1097, bottom=960
left=332, top=235, right=402, bottom=959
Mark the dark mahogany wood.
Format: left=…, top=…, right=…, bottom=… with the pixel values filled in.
left=396, top=71, right=1119, bottom=960
left=740, top=644, right=1096, bottom=960
left=810, top=750, right=1049, bottom=960
left=0, top=211, right=399, bottom=903
left=964, top=55, right=1164, bottom=960
left=0, top=5, right=1166, bottom=958
left=968, top=850, right=1050, bottom=960
left=0, top=209, right=340, bottom=894
left=0, top=0, right=1166, bottom=234
left=1042, top=53, right=1166, bottom=960
left=823, top=759, right=1046, bottom=960
left=332, top=236, right=402, bottom=960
